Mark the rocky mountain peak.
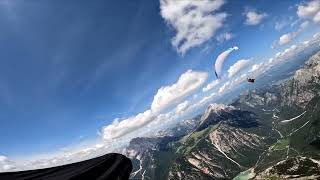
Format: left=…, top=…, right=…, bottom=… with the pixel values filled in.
left=280, top=51, right=320, bottom=108
left=196, top=103, right=258, bottom=131
left=201, top=103, right=236, bottom=121
left=293, top=51, right=320, bottom=84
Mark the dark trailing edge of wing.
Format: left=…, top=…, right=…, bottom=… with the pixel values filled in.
left=214, top=71, right=219, bottom=79
left=0, top=153, right=132, bottom=180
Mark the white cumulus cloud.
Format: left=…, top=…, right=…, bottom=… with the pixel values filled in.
left=102, top=110, right=154, bottom=140
left=151, top=70, right=208, bottom=112
left=175, top=100, right=190, bottom=115
left=216, top=32, right=233, bottom=43
left=252, top=34, right=320, bottom=80
left=244, top=10, right=267, bottom=25
left=227, top=59, right=251, bottom=78
left=275, top=20, right=289, bottom=31
left=160, top=0, right=227, bottom=55
left=314, top=11, right=320, bottom=23
left=218, top=81, right=229, bottom=93
left=249, top=63, right=262, bottom=73
left=277, top=21, right=309, bottom=46
left=296, top=0, right=320, bottom=24
left=0, top=155, right=16, bottom=172
left=297, top=0, right=320, bottom=22
left=202, top=79, right=220, bottom=92
left=279, top=33, right=293, bottom=45
left=102, top=70, right=208, bottom=140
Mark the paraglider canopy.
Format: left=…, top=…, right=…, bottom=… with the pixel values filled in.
left=214, top=46, right=239, bottom=79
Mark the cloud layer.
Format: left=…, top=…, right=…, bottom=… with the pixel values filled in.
left=277, top=21, right=309, bottom=46
left=102, top=70, right=208, bottom=140
left=0, top=156, right=16, bottom=172
left=151, top=70, right=208, bottom=112
left=200, top=32, right=320, bottom=107
left=203, top=79, right=219, bottom=92
left=227, top=59, right=251, bottom=78
left=160, top=0, right=227, bottom=55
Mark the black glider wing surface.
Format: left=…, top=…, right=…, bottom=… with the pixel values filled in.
left=0, top=153, right=132, bottom=180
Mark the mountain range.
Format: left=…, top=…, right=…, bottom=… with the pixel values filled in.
left=125, top=50, right=320, bottom=179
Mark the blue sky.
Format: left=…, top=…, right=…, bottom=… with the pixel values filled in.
left=0, top=0, right=320, bottom=171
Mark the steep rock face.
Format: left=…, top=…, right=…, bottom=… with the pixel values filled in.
left=231, top=51, right=320, bottom=179
left=255, top=157, right=320, bottom=179
left=128, top=138, right=160, bottom=154
left=125, top=118, right=200, bottom=180
left=201, top=104, right=235, bottom=121
left=168, top=106, right=267, bottom=180
left=126, top=136, right=176, bottom=180
left=197, top=104, right=258, bottom=131
left=170, top=51, right=320, bottom=179
left=209, top=124, right=263, bottom=159
left=155, top=117, right=200, bottom=138
left=281, top=51, right=320, bottom=108
left=235, top=87, right=281, bottom=109
left=169, top=127, right=267, bottom=179
left=125, top=137, right=158, bottom=180
left=126, top=117, right=200, bottom=158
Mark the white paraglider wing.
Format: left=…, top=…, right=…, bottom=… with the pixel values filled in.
left=214, top=46, right=239, bottom=78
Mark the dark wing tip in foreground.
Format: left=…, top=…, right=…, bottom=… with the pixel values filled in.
left=0, top=153, right=133, bottom=180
